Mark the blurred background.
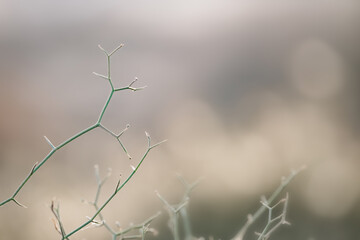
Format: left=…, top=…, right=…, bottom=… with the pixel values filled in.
left=0, top=1, right=359, bottom=239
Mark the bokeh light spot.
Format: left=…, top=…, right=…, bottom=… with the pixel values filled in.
left=290, top=39, right=344, bottom=99
left=304, top=160, right=360, bottom=219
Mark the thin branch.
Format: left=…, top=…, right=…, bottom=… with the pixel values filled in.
left=117, top=124, right=131, bottom=138
left=256, top=193, right=290, bottom=240
left=44, top=136, right=55, bottom=149
left=115, top=211, right=161, bottom=238
left=81, top=165, right=161, bottom=240
left=11, top=198, right=28, bottom=208
left=0, top=44, right=147, bottom=207
left=129, top=77, right=139, bottom=87
left=99, top=123, right=132, bottom=159
left=150, top=139, right=168, bottom=150
left=50, top=200, right=69, bottom=240
left=231, top=166, right=306, bottom=240
left=177, top=174, right=203, bottom=202
left=93, top=72, right=109, bottom=80
left=109, top=44, right=124, bottom=56
left=155, top=191, right=175, bottom=212
left=0, top=124, right=99, bottom=207
left=114, top=78, right=147, bottom=92
left=156, top=192, right=181, bottom=240
left=98, top=44, right=109, bottom=56
left=156, top=176, right=200, bottom=240
left=65, top=133, right=165, bottom=239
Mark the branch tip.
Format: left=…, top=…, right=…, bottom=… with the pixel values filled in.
left=131, top=85, right=147, bottom=91
left=150, top=139, right=168, bottom=149
left=260, top=195, right=268, bottom=204
left=283, top=220, right=291, bottom=225
left=12, top=198, right=27, bottom=208
left=98, top=44, right=107, bottom=54
left=44, top=135, right=55, bottom=149
left=129, top=77, right=138, bottom=86
left=109, top=44, right=125, bottom=56
left=92, top=72, right=108, bottom=80
left=117, top=124, right=130, bottom=138
left=51, top=218, right=62, bottom=234
left=31, top=162, right=39, bottom=174
left=115, top=178, right=121, bottom=192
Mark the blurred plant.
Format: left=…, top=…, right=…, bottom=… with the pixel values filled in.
left=231, top=166, right=306, bottom=240
left=254, top=192, right=290, bottom=240
left=0, top=44, right=305, bottom=240
left=155, top=167, right=303, bottom=240
left=156, top=175, right=202, bottom=240
left=50, top=165, right=161, bottom=240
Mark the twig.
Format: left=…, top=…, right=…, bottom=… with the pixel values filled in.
left=156, top=176, right=201, bottom=240
left=81, top=165, right=161, bottom=240
left=64, top=131, right=165, bottom=239
left=50, top=200, right=69, bottom=240
left=0, top=44, right=144, bottom=207
left=231, top=166, right=306, bottom=240
left=114, top=211, right=161, bottom=239
left=255, top=192, right=290, bottom=240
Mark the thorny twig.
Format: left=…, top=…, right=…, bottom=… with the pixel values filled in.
left=79, top=165, right=161, bottom=240
left=62, top=130, right=165, bottom=239
left=0, top=44, right=147, bottom=208
left=0, top=44, right=165, bottom=240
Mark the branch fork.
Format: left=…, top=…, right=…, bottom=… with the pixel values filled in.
left=0, top=44, right=158, bottom=208
left=1, top=44, right=166, bottom=240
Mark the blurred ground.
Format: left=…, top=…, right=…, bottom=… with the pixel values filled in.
left=0, top=1, right=360, bottom=239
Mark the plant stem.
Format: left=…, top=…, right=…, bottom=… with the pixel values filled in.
left=0, top=44, right=146, bottom=208
left=231, top=166, right=305, bottom=240
left=64, top=147, right=152, bottom=239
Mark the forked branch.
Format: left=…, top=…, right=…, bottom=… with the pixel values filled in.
left=0, top=44, right=149, bottom=207
left=231, top=166, right=306, bottom=240
left=255, top=193, right=290, bottom=240
left=156, top=176, right=201, bottom=240
left=63, top=132, right=165, bottom=239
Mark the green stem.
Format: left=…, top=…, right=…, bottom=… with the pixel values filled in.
left=0, top=45, right=127, bottom=207
left=97, top=90, right=114, bottom=123
left=64, top=148, right=151, bottom=238
left=57, top=124, right=99, bottom=150
left=0, top=198, right=12, bottom=206
left=0, top=124, right=99, bottom=207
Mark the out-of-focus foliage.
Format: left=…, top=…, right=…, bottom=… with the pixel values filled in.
left=0, top=1, right=359, bottom=239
